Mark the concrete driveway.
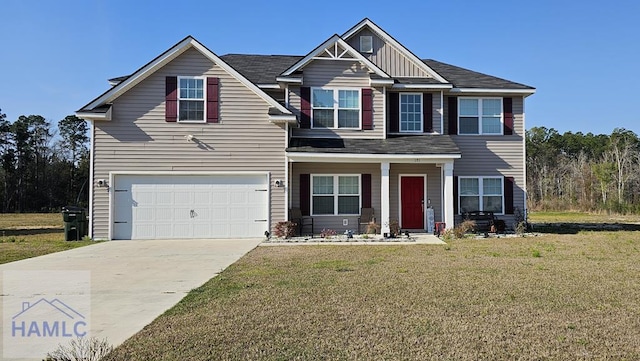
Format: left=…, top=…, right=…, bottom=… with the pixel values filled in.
left=0, top=238, right=261, bottom=359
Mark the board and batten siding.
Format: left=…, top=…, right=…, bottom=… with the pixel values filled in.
left=289, top=60, right=385, bottom=139
left=345, top=28, right=431, bottom=78
left=92, top=47, right=287, bottom=239
left=291, top=163, right=381, bottom=233
left=445, top=95, right=526, bottom=226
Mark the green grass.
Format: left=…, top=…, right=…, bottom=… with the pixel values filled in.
left=0, top=213, right=95, bottom=264
left=104, top=232, right=640, bottom=360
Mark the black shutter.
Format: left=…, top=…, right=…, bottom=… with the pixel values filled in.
left=388, top=92, right=399, bottom=133
left=448, top=96, right=457, bottom=135
left=453, top=176, right=459, bottom=215
left=423, top=93, right=433, bottom=133
left=504, top=176, right=515, bottom=214
left=503, top=97, right=513, bottom=135
left=300, top=174, right=311, bottom=216
left=165, top=76, right=177, bottom=122
left=300, top=87, right=311, bottom=128
left=362, top=174, right=372, bottom=208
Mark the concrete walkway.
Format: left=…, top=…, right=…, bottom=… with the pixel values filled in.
left=0, top=238, right=261, bottom=360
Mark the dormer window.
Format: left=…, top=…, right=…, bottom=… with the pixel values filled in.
left=359, top=35, right=373, bottom=53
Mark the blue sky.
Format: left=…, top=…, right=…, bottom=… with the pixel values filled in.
left=1, top=0, right=638, bottom=135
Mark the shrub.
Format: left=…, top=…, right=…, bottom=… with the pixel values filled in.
left=45, top=337, right=113, bottom=361
left=274, top=221, right=297, bottom=238
left=320, top=228, right=337, bottom=238
left=513, top=207, right=528, bottom=235
left=453, top=220, right=476, bottom=239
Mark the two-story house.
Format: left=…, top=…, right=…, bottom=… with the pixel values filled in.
left=77, top=19, right=534, bottom=240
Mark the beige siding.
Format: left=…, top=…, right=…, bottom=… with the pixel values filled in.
left=389, top=164, right=443, bottom=225
left=445, top=95, right=526, bottom=227
left=291, top=163, right=381, bottom=233
left=345, top=28, right=430, bottom=78
left=432, top=92, right=443, bottom=134
left=289, top=60, right=384, bottom=139
left=92, top=47, right=287, bottom=239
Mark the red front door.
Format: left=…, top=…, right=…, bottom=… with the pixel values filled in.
left=401, top=176, right=424, bottom=229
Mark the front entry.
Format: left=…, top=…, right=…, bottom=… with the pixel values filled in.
left=400, top=176, right=425, bottom=229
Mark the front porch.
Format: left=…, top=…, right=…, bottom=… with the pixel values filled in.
left=285, top=135, right=461, bottom=236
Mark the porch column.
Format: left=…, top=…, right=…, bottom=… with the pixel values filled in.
left=443, top=161, right=454, bottom=229
left=380, top=162, right=390, bottom=235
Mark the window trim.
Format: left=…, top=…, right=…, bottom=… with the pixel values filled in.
left=311, top=174, right=362, bottom=216
left=177, top=76, right=206, bottom=123
left=399, top=92, right=423, bottom=133
left=360, top=35, right=373, bottom=53
left=457, top=97, right=503, bottom=135
left=458, top=176, right=504, bottom=215
left=310, top=87, right=362, bottom=130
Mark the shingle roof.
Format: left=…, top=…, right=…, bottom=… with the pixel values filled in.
left=287, top=135, right=460, bottom=155
left=219, top=54, right=533, bottom=90
left=395, top=77, right=446, bottom=85
left=220, top=54, right=302, bottom=85
left=423, top=59, right=534, bottom=90
left=107, top=55, right=533, bottom=91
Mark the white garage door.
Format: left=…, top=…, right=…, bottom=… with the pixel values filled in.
left=112, top=174, right=269, bottom=240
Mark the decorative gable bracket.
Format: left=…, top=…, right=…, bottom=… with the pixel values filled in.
left=278, top=34, right=390, bottom=81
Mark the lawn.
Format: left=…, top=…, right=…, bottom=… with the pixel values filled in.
left=105, top=231, right=640, bottom=360
left=529, top=210, right=640, bottom=224
left=0, top=213, right=95, bottom=264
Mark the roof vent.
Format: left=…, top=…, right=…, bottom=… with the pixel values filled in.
left=360, top=35, right=373, bottom=54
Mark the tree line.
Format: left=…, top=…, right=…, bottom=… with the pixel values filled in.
left=0, top=108, right=89, bottom=213
left=1, top=106, right=639, bottom=215
left=527, top=126, right=640, bottom=214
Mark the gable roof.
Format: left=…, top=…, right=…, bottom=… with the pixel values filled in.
left=279, top=34, right=390, bottom=79
left=77, top=36, right=293, bottom=118
left=342, top=18, right=449, bottom=84
left=217, top=54, right=533, bottom=92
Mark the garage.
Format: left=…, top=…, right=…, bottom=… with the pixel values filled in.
left=111, top=174, right=269, bottom=239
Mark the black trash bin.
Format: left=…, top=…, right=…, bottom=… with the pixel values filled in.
left=62, top=206, right=88, bottom=241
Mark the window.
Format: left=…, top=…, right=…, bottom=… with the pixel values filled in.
left=360, top=35, right=373, bottom=53
left=178, top=77, right=205, bottom=122
left=400, top=93, right=422, bottom=132
left=312, top=88, right=360, bottom=129
left=312, top=175, right=360, bottom=215
left=459, top=98, right=502, bottom=135
left=459, top=177, right=503, bottom=214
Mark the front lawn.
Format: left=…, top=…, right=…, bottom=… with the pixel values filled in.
left=0, top=213, right=95, bottom=264
left=105, top=232, right=640, bottom=360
